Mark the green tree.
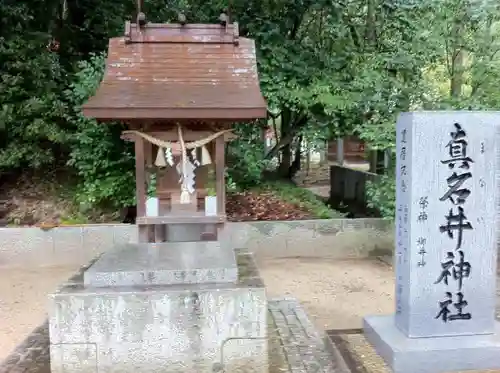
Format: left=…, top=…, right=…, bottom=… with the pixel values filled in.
left=365, top=0, right=500, bottom=218
left=0, top=1, right=69, bottom=169
left=65, top=53, right=135, bottom=209
left=4, top=0, right=500, bottom=215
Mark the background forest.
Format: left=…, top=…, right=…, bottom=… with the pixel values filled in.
left=1, top=0, right=500, bottom=222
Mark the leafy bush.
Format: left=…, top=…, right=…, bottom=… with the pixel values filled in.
left=226, top=123, right=270, bottom=189
left=65, top=53, right=135, bottom=209
left=0, top=34, right=68, bottom=169
left=366, top=173, right=396, bottom=219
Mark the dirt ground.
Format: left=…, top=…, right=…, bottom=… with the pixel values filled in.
left=0, top=258, right=394, bottom=362
left=259, top=257, right=394, bottom=330
left=0, top=266, right=80, bottom=360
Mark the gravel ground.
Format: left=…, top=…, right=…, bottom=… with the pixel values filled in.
left=0, top=258, right=394, bottom=361
left=0, top=266, right=80, bottom=360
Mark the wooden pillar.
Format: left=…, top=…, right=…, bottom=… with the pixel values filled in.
left=145, top=141, right=153, bottom=167
left=135, top=136, right=149, bottom=242
left=215, top=136, right=226, bottom=217
left=145, top=140, right=158, bottom=242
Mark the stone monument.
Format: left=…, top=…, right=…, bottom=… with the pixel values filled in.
left=364, top=111, right=500, bottom=373
left=49, top=242, right=268, bottom=373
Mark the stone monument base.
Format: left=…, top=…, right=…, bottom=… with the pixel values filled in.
left=364, top=315, right=500, bottom=373
left=2, top=298, right=344, bottom=373
left=49, top=244, right=268, bottom=373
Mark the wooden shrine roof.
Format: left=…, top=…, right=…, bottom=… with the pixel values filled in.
left=82, top=22, right=267, bottom=122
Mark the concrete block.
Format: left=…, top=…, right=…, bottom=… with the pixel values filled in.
left=239, top=223, right=289, bottom=258
left=82, top=225, right=115, bottom=262
left=284, top=224, right=315, bottom=242
left=83, top=242, right=238, bottom=287
left=313, top=220, right=393, bottom=258
left=247, top=236, right=288, bottom=259
left=113, top=224, right=137, bottom=245
left=53, top=227, right=84, bottom=266
left=314, top=220, right=343, bottom=237
left=365, top=218, right=393, bottom=231
left=364, top=315, right=500, bottom=373
left=166, top=224, right=205, bottom=242
left=340, top=219, right=367, bottom=232
left=0, top=218, right=397, bottom=268
left=226, top=222, right=252, bottom=248
left=0, top=227, right=54, bottom=267
left=252, top=221, right=294, bottom=239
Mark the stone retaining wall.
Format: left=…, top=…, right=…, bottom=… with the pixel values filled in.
left=0, top=219, right=393, bottom=268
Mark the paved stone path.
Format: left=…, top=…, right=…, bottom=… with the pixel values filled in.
left=269, top=298, right=349, bottom=373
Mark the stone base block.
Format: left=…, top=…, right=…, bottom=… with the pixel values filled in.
left=166, top=224, right=208, bottom=242
left=364, top=314, right=500, bottom=373
left=2, top=297, right=346, bottom=373
left=49, top=250, right=267, bottom=373
left=50, top=339, right=267, bottom=373
left=83, top=241, right=238, bottom=287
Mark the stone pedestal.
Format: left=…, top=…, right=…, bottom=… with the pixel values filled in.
left=49, top=242, right=268, bottom=373
left=83, top=242, right=238, bottom=287
left=364, top=316, right=500, bottom=373
left=364, top=112, right=500, bottom=373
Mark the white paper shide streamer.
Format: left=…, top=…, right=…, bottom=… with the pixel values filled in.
left=124, top=127, right=229, bottom=204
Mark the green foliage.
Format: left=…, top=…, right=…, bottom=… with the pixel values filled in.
left=366, top=173, right=396, bottom=219
left=4, top=0, right=500, bottom=219
left=227, top=123, right=271, bottom=188
left=65, top=54, right=135, bottom=209
left=363, top=0, right=500, bottom=219
left=0, top=2, right=68, bottom=169
left=251, top=0, right=360, bottom=169
left=225, top=172, right=238, bottom=193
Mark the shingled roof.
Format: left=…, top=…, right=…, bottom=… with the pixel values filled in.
left=82, top=22, right=267, bottom=121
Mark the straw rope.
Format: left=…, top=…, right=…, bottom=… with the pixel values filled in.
left=124, top=126, right=231, bottom=203
left=122, top=129, right=232, bottom=149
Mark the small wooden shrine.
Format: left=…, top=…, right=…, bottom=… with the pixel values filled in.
left=82, top=13, right=267, bottom=242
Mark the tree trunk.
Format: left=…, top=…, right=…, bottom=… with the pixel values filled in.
left=450, top=14, right=466, bottom=99
left=288, top=134, right=303, bottom=178
left=450, top=49, right=465, bottom=98
left=365, top=0, right=377, bottom=47
left=277, top=109, right=292, bottom=178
